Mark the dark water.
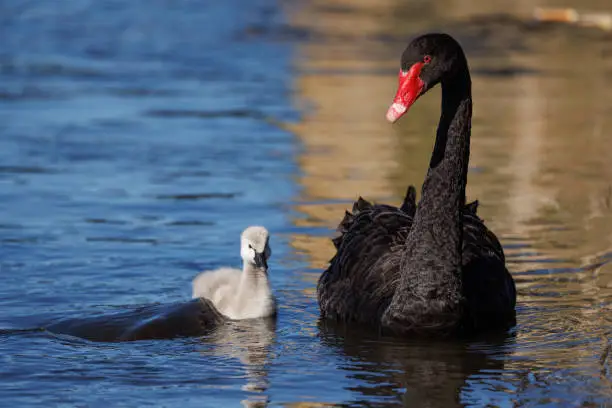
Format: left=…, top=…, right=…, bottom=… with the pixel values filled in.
left=2, top=0, right=612, bottom=407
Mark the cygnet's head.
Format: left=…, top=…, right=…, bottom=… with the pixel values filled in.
left=240, top=226, right=271, bottom=269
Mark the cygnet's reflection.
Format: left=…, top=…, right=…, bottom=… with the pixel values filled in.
left=198, top=317, right=277, bottom=407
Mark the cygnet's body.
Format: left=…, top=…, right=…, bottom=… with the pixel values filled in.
left=192, top=226, right=276, bottom=320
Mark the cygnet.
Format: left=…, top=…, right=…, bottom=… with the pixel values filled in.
left=192, top=226, right=275, bottom=320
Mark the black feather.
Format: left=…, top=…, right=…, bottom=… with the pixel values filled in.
left=353, top=197, right=372, bottom=213
left=400, top=185, right=417, bottom=216
left=338, top=211, right=354, bottom=232
left=332, top=235, right=342, bottom=249
left=466, top=200, right=479, bottom=214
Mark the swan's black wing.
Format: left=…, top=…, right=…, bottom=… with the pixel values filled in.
left=318, top=187, right=417, bottom=325
left=318, top=187, right=516, bottom=333
left=461, top=207, right=516, bottom=331
left=46, top=298, right=226, bottom=342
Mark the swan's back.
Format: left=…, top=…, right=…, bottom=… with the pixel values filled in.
left=318, top=186, right=514, bottom=331
left=460, top=206, right=516, bottom=330
left=318, top=187, right=417, bottom=324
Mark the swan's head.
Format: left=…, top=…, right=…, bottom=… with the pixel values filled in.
left=240, top=226, right=271, bottom=269
left=387, top=33, right=468, bottom=123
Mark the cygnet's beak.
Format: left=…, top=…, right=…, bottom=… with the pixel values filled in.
left=254, top=252, right=268, bottom=269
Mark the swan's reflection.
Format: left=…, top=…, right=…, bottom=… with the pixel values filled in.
left=318, top=319, right=515, bottom=408
left=198, top=317, right=277, bottom=407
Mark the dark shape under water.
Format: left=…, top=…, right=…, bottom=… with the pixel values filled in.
left=46, top=298, right=226, bottom=342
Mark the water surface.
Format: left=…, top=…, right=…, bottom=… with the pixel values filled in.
left=2, top=0, right=612, bottom=406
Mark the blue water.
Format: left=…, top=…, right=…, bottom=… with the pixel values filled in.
left=2, top=1, right=612, bottom=407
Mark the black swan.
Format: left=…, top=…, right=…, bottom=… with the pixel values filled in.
left=317, top=33, right=516, bottom=335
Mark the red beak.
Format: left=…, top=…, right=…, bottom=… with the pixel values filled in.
left=386, top=63, right=425, bottom=123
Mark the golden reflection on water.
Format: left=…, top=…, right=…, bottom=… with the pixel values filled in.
left=284, top=0, right=612, bottom=400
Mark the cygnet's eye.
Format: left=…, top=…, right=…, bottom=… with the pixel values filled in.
left=248, top=244, right=253, bottom=250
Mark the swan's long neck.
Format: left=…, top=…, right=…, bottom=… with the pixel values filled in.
left=384, top=65, right=472, bottom=332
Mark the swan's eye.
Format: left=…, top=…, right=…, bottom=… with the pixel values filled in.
left=248, top=244, right=253, bottom=250
left=423, top=55, right=432, bottom=64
